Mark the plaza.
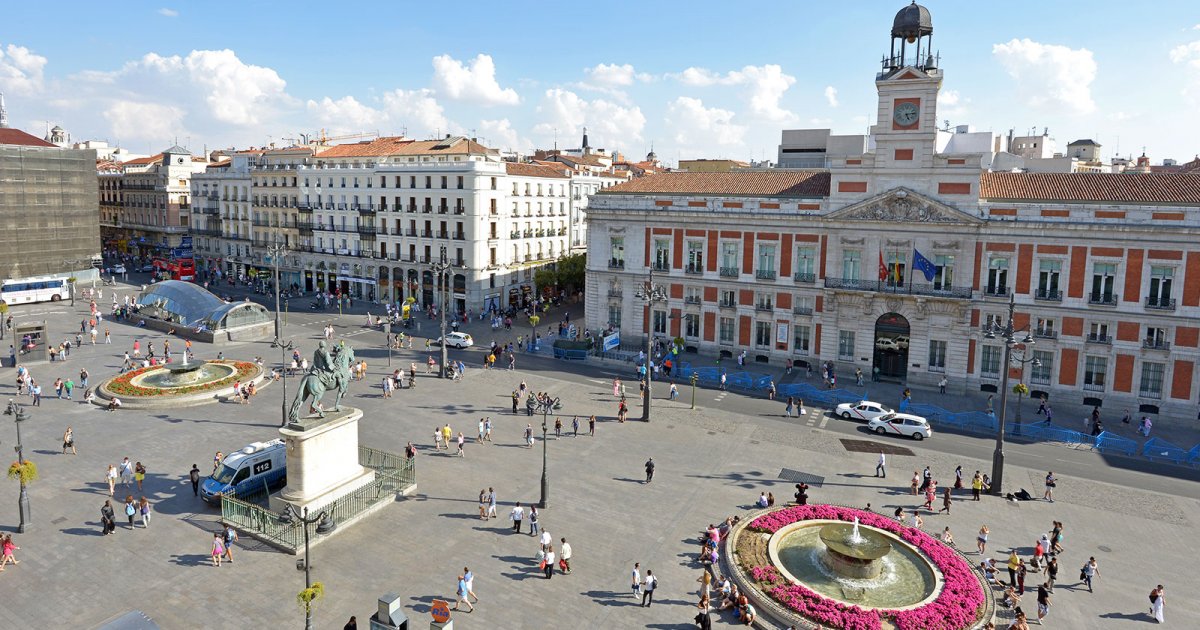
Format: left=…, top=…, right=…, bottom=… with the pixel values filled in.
left=0, top=285, right=1195, bottom=629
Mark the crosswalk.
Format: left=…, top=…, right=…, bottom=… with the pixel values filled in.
left=804, top=412, right=830, bottom=429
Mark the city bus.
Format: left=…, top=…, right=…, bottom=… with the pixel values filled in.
left=151, top=258, right=195, bottom=282
left=0, top=276, right=71, bottom=305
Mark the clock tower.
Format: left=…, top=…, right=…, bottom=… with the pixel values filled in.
left=872, top=2, right=942, bottom=170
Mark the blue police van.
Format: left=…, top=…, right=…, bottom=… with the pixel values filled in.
left=200, top=439, right=286, bottom=504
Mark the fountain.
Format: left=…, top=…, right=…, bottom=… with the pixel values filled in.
left=95, top=358, right=264, bottom=408
left=818, top=517, right=893, bottom=579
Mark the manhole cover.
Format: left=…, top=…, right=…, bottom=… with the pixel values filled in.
left=51, top=516, right=67, bottom=525
left=750, top=440, right=760, bottom=445
left=707, top=431, right=717, bottom=435
left=1097, top=545, right=1112, bottom=553
left=839, top=439, right=915, bottom=456
left=778, top=468, right=825, bottom=487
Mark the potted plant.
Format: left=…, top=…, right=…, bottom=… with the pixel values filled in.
left=296, top=581, right=325, bottom=621
left=7, top=459, right=38, bottom=484
left=1012, top=382, right=1030, bottom=435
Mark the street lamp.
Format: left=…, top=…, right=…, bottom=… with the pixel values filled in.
left=429, top=246, right=454, bottom=379
left=279, top=504, right=336, bottom=630
left=268, top=242, right=295, bottom=428
left=4, top=399, right=31, bottom=532
left=531, top=396, right=556, bottom=508
left=690, top=372, right=699, bottom=410
left=633, top=269, right=668, bottom=422
left=982, top=293, right=1040, bottom=496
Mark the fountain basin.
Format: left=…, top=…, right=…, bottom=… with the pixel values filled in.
left=95, top=360, right=266, bottom=409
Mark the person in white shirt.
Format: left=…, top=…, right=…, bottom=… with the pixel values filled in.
left=631, top=563, right=642, bottom=596
left=559, top=538, right=572, bottom=574
left=510, top=503, right=524, bottom=532
left=539, top=530, right=552, bottom=551
left=876, top=452, right=887, bottom=478
left=641, top=570, right=657, bottom=607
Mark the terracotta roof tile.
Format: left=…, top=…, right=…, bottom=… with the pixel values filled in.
left=0, top=128, right=57, bottom=147
left=505, top=162, right=570, bottom=179
left=601, top=171, right=830, bottom=197
left=980, top=172, right=1200, bottom=204
left=315, top=136, right=494, bottom=159
left=121, top=153, right=165, bottom=166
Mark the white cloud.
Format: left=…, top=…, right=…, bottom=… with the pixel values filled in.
left=179, top=50, right=289, bottom=125
left=479, top=118, right=532, bottom=152
left=104, top=101, right=186, bottom=143
left=533, top=88, right=645, bottom=147
left=992, top=38, right=1096, bottom=115
left=157, top=8, right=178, bottom=17
left=0, top=43, right=48, bottom=96
left=824, top=86, right=839, bottom=107
left=665, top=97, right=746, bottom=147
left=306, top=96, right=384, bottom=132
left=1170, top=41, right=1200, bottom=105
left=381, top=88, right=448, bottom=136
left=671, top=64, right=797, bottom=122
left=431, top=54, right=519, bottom=106
left=937, top=89, right=970, bottom=119
left=584, top=63, right=651, bottom=87
left=1108, top=111, right=1134, bottom=122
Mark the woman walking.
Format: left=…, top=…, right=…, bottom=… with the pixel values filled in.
left=62, top=426, right=76, bottom=455
left=953, top=465, right=963, bottom=491
left=784, top=397, right=794, bottom=418
left=105, top=465, right=118, bottom=496
left=0, top=535, right=19, bottom=570
left=543, top=545, right=556, bottom=579
left=138, top=497, right=152, bottom=528
left=910, top=471, right=920, bottom=495
left=977, top=525, right=990, bottom=555
left=971, top=471, right=983, bottom=501
left=211, top=532, right=225, bottom=567
left=1080, top=556, right=1100, bottom=592
left=938, top=487, right=953, bottom=514
left=123, top=496, right=137, bottom=529
left=1149, top=584, right=1165, bottom=623
left=478, top=489, right=488, bottom=520
left=134, top=462, right=146, bottom=491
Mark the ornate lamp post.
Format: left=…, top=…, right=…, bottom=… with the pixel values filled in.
left=532, top=396, right=556, bottom=508
left=279, top=504, right=336, bottom=630
left=268, top=242, right=294, bottom=428
left=634, top=269, right=668, bottom=422
left=429, top=246, right=455, bottom=378
left=982, top=293, right=1039, bottom=495
left=4, top=399, right=31, bottom=532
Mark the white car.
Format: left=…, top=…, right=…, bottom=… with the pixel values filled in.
left=894, top=335, right=910, bottom=349
left=437, top=332, right=474, bottom=349
left=835, top=400, right=895, bottom=422
left=868, top=413, right=932, bottom=440
left=875, top=337, right=900, bottom=351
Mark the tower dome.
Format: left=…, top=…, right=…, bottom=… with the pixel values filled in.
left=891, top=2, right=932, bottom=42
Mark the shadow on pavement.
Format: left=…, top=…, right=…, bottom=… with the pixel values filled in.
left=580, top=589, right=640, bottom=607
left=60, top=525, right=103, bottom=537
left=168, top=553, right=211, bottom=567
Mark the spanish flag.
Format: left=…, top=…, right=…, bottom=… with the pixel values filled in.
left=878, top=251, right=888, bottom=281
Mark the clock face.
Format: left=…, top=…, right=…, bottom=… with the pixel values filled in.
left=894, top=102, right=920, bottom=126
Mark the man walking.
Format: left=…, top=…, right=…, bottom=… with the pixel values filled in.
left=189, top=464, right=201, bottom=496
left=510, top=502, right=524, bottom=532
left=487, top=488, right=497, bottom=519
left=560, top=537, right=572, bottom=574
left=875, top=451, right=886, bottom=478
left=631, top=562, right=642, bottom=598
left=1036, top=581, right=1051, bottom=624
left=938, top=376, right=948, bottom=394
left=1043, top=471, right=1056, bottom=502
left=644, top=457, right=655, bottom=484
left=641, top=569, right=657, bottom=607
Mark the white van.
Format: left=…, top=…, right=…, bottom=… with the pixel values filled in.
left=200, top=439, right=286, bottom=504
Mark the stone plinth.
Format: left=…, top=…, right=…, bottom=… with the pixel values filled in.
left=269, top=406, right=375, bottom=514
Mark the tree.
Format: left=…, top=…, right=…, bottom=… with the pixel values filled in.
left=533, top=253, right=586, bottom=296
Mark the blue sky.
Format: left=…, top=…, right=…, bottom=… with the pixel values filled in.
left=2, top=1, right=1198, bottom=164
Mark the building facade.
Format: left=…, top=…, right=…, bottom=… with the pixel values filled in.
left=100, top=146, right=208, bottom=257
left=584, top=4, right=1200, bottom=419
left=0, top=127, right=101, bottom=281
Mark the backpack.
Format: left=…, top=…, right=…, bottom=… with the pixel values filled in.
left=125, top=504, right=135, bottom=516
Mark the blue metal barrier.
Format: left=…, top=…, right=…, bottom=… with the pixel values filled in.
left=1094, top=431, right=1139, bottom=456
left=1142, top=438, right=1189, bottom=464
left=553, top=348, right=588, bottom=360
left=1188, top=444, right=1200, bottom=467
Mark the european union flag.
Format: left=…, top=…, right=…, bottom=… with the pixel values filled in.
left=912, top=249, right=937, bottom=282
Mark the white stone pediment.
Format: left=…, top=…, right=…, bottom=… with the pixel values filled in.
left=825, top=187, right=982, bottom=225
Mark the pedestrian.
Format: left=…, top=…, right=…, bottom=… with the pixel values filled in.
left=1017, top=559, right=1028, bottom=594
left=524, top=423, right=534, bottom=448
left=554, top=417, right=562, bottom=437
left=543, top=545, right=556, bottom=579
left=62, top=426, right=76, bottom=455
left=588, top=414, right=596, bottom=436
left=434, top=426, right=443, bottom=450
left=1007, top=549, right=1020, bottom=586
left=910, top=471, right=920, bottom=495
left=1080, top=556, right=1099, bottom=592
left=213, top=451, right=223, bottom=474
left=632, top=562, right=642, bottom=597
left=908, top=510, right=923, bottom=529
left=875, top=451, right=886, bottom=478
left=487, top=488, right=497, bottom=519
left=572, top=416, right=579, bottom=436
left=477, top=418, right=485, bottom=443
left=453, top=574, right=474, bottom=613
left=1149, top=584, right=1165, bottom=623
left=0, top=535, right=20, bottom=570
left=138, top=496, right=152, bottom=528
left=106, top=464, right=118, bottom=496
left=954, top=465, right=963, bottom=491
left=485, top=417, right=493, bottom=442
left=100, top=500, right=116, bottom=535
left=642, top=569, right=657, bottom=607
left=938, top=487, right=953, bottom=514
left=1043, top=471, right=1056, bottom=502
left=344, top=616, right=357, bottom=630
left=560, top=537, right=572, bottom=574
left=510, top=502, right=524, bottom=532
left=456, top=432, right=465, bottom=457
left=463, top=566, right=479, bottom=604
left=478, top=489, right=488, bottom=520
left=645, top=457, right=655, bottom=483
left=189, top=464, right=201, bottom=496
left=529, top=506, right=540, bottom=536
left=123, top=495, right=137, bottom=528
left=938, top=376, right=947, bottom=394
left=1037, top=581, right=1051, bottom=624
left=986, top=394, right=994, bottom=412
left=977, top=525, right=990, bottom=554
left=1046, top=556, right=1058, bottom=593
left=785, top=396, right=794, bottom=418
left=134, top=461, right=146, bottom=491
left=1044, top=404, right=1054, bottom=425
left=941, top=526, right=955, bottom=547
left=856, top=368, right=864, bottom=386
left=972, top=471, right=983, bottom=500
left=920, top=466, right=931, bottom=492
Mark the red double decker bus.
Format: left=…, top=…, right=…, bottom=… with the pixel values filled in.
left=151, top=258, right=195, bottom=282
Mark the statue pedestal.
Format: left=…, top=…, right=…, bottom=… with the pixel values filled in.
left=269, top=407, right=375, bottom=514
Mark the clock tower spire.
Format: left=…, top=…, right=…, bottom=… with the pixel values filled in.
left=872, top=2, right=942, bottom=170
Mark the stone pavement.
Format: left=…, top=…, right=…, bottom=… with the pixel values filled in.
left=0, top=298, right=1194, bottom=629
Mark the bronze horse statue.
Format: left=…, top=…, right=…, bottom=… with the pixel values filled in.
left=288, top=343, right=355, bottom=422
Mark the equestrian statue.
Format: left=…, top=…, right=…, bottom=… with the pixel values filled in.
left=288, top=340, right=355, bottom=423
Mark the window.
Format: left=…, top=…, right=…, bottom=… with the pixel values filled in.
left=794, top=325, right=811, bottom=355
left=793, top=295, right=813, bottom=315
left=1083, top=356, right=1107, bottom=391
left=607, top=305, right=622, bottom=327
left=842, top=250, right=861, bottom=281
left=928, top=340, right=947, bottom=372
left=719, top=289, right=736, bottom=308
left=984, top=313, right=1003, bottom=330
left=719, top=317, right=735, bottom=343
left=885, top=252, right=906, bottom=287
left=754, top=321, right=772, bottom=347
left=757, top=244, right=777, bottom=279
left=1037, top=259, right=1061, bottom=299
left=1148, top=266, right=1174, bottom=308
left=1035, top=317, right=1057, bottom=338
left=686, top=241, right=705, bottom=273
left=1088, top=322, right=1110, bottom=343
left=838, top=331, right=856, bottom=360
left=651, top=310, right=667, bottom=334
left=755, top=292, right=773, bottom=310
left=684, top=286, right=702, bottom=304
left=1030, top=350, right=1053, bottom=385
left=795, top=246, right=815, bottom=280
left=720, top=242, right=739, bottom=276
left=1090, top=262, right=1116, bottom=303
left=1139, top=362, right=1164, bottom=399
left=653, top=238, right=671, bottom=270
left=933, top=255, right=954, bottom=290
left=1144, top=326, right=1168, bottom=349
left=980, top=345, right=1002, bottom=377
left=684, top=314, right=700, bottom=339
left=987, top=258, right=1009, bottom=295
left=609, top=237, right=625, bottom=268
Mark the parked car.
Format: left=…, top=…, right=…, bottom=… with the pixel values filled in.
left=111, top=264, right=127, bottom=275
left=867, top=413, right=932, bottom=440
left=835, top=400, right=895, bottom=422
left=875, top=337, right=901, bottom=351
left=894, top=335, right=910, bottom=349
left=140, top=263, right=156, bottom=272
left=437, top=332, right=474, bottom=348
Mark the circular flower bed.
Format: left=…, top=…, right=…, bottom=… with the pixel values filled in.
left=746, top=505, right=986, bottom=630
left=105, top=360, right=257, bottom=397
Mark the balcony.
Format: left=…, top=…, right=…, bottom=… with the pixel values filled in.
left=1086, top=333, right=1112, bottom=345
left=607, top=289, right=623, bottom=298
left=1033, top=329, right=1058, bottom=340
left=436, top=231, right=449, bottom=239
left=451, top=231, right=465, bottom=240
left=407, top=205, right=417, bottom=213
left=454, top=206, right=465, bottom=215
left=1145, top=296, right=1176, bottom=311
left=1082, top=382, right=1106, bottom=393
left=337, top=203, right=347, bottom=211
left=793, top=306, right=814, bottom=315
left=356, top=224, right=377, bottom=236
left=422, top=205, right=433, bottom=214
left=824, top=277, right=973, bottom=299
left=984, top=285, right=1010, bottom=297
left=718, top=299, right=736, bottom=309
left=1142, top=339, right=1171, bottom=351
left=421, top=230, right=433, bottom=238
left=1034, top=288, right=1062, bottom=302
left=755, top=269, right=777, bottom=281
left=651, top=262, right=670, bottom=272
left=1088, top=292, right=1119, bottom=306
left=356, top=205, right=376, bottom=216
left=754, top=302, right=774, bottom=312
left=608, top=260, right=625, bottom=270
left=1138, top=389, right=1163, bottom=400
left=406, top=229, right=418, bottom=237
left=437, top=206, right=448, bottom=215
left=684, top=296, right=702, bottom=305
left=511, top=231, right=522, bottom=239
left=684, top=264, right=704, bottom=275
left=793, top=271, right=816, bottom=283
left=297, top=203, right=313, bottom=214
left=719, top=266, right=739, bottom=278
